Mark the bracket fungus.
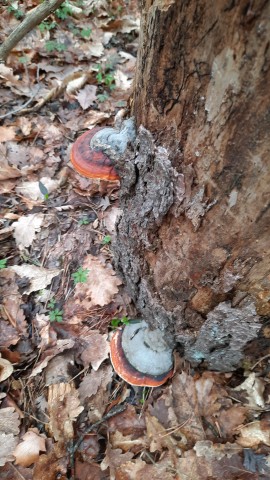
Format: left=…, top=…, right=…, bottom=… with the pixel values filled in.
left=70, top=118, right=136, bottom=181
left=70, top=128, right=120, bottom=181
left=110, top=320, right=174, bottom=387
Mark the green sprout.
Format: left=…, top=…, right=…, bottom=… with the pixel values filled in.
left=72, top=267, right=89, bottom=284
left=47, top=298, right=63, bottom=322
left=78, top=218, right=90, bottom=226
left=39, top=20, right=57, bottom=32
left=55, top=1, right=73, bottom=20
left=49, top=308, right=63, bottom=322
left=110, top=316, right=130, bottom=328
left=102, top=235, right=111, bottom=245
left=45, top=40, right=67, bottom=53
left=0, top=259, right=7, bottom=269
left=38, top=181, right=49, bottom=200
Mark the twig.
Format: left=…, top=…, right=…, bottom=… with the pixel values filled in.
left=251, top=353, right=270, bottom=370
left=69, top=404, right=127, bottom=480
left=0, top=0, right=65, bottom=63
left=0, top=86, right=39, bottom=120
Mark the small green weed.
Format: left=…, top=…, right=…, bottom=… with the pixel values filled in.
left=0, top=259, right=7, bottom=269
left=102, top=235, right=111, bottom=245
left=140, top=387, right=151, bottom=405
left=38, top=181, right=49, bottom=200
left=96, top=64, right=115, bottom=90
left=18, top=55, right=30, bottom=64
left=55, top=1, right=73, bottom=20
left=7, top=3, right=24, bottom=20
left=110, top=316, right=130, bottom=328
left=39, top=20, right=57, bottom=33
left=72, top=267, right=89, bottom=284
left=79, top=218, right=90, bottom=226
left=97, top=92, right=109, bottom=103
left=45, top=40, right=67, bottom=53
left=47, top=299, right=63, bottom=322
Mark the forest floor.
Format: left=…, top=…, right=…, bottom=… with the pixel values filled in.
left=0, top=1, right=270, bottom=479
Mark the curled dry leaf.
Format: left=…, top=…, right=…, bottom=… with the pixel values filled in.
left=74, top=254, right=122, bottom=308
left=13, top=428, right=46, bottom=467
left=236, top=421, right=270, bottom=448
left=9, top=264, right=61, bottom=294
left=0, top=357, right=13, bottom=382
left=30, top=339, right=75, bottom=377
left=234, top=372, right=265, bottom=408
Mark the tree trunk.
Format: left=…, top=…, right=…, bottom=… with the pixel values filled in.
left=113, top=0, right=270, bottom=371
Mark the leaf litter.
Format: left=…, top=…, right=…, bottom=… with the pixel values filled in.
left=0, top=1, right=270, bottom=479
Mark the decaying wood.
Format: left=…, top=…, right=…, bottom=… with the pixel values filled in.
left=0, top=0, right=65, bottom=63
left=113, top=0, right=270, bottom=371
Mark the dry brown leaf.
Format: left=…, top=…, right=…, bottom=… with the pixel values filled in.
left=194, top=440, right=242, bottom=460
left=13, top=213, right=44, bottom=249
left=236, top=420, right=270, bottom=447
left=234, top=372, right=265, bottom=408
left=80, top=331, right=110, bottom=370
left=0, top=357, right=13, bottom=382
left=0, top=407, right=20, bottom=435
left=0, top=126, right=16, bottom=143
left=13, top=428, right=46, bottom=467
left=30, top=339, right=75, bottom=377
left=76, top=84, right=97, bottom=110
left=0, top=269, right=27, bottom=344
left=79, top=365, right=113, bottom=403
left=74, top=254, right=122, bottom=308
left=82, top=111, right=110, bottom=129
left=0, top=151, right=22, bottom=181
left=100, top=444, right=134, bottom=479
left=103, top=206, right=122, bottom=233
left=145, top=412, right=178, bottom=454
left=0, top=433, right=18, bottom=466
left=9, top=264, right=61, bottom=294
left=48, top=382, right=83, bottom=441
left=114, top=69, right=133, bottom=90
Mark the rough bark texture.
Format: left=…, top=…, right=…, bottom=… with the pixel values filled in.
left=113, top=0, right=270, bottom=370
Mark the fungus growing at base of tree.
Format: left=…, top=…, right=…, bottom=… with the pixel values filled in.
left=70, top=118, right=136, bottom=181
left=110, top=320, right=174, bottom=387
left=70, top=128, right=120, bottom=181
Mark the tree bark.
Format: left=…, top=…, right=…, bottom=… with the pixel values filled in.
left=113, top=0, right=270, bottom=371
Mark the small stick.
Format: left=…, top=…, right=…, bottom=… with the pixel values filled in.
left=69, top=404, right=127, bottom=480
left=0, top=0, right=65, bottom=63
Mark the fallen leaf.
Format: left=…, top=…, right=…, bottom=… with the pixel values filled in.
left=0, top=407, right=20, bottom=435
left=0, top=126, right=16, bottom=143
left=79, top=365, right=113, bottom=402
left=0, top=357, right=13, bottom=382
left=0, top=433, right=18, bottom=466
left=76, top=84, right=97, bottom=109
left=9, top=264, right=61, bottom=294
left=80, top=331, right=110, bottom=370
left=16, top=177, right=60, bottom=201
left=13, top=213, right=44, bottom=249
left=30, top=339, right=75, bottom=377
left=234, top=372, right=265, bottom=408
left=48, top=382, right=83, bottom=441
left=13, top=429, right=46, bottom=467
left=236, top=421, right=270, bottom=447
left=74, top=254, right=122, bottom=308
